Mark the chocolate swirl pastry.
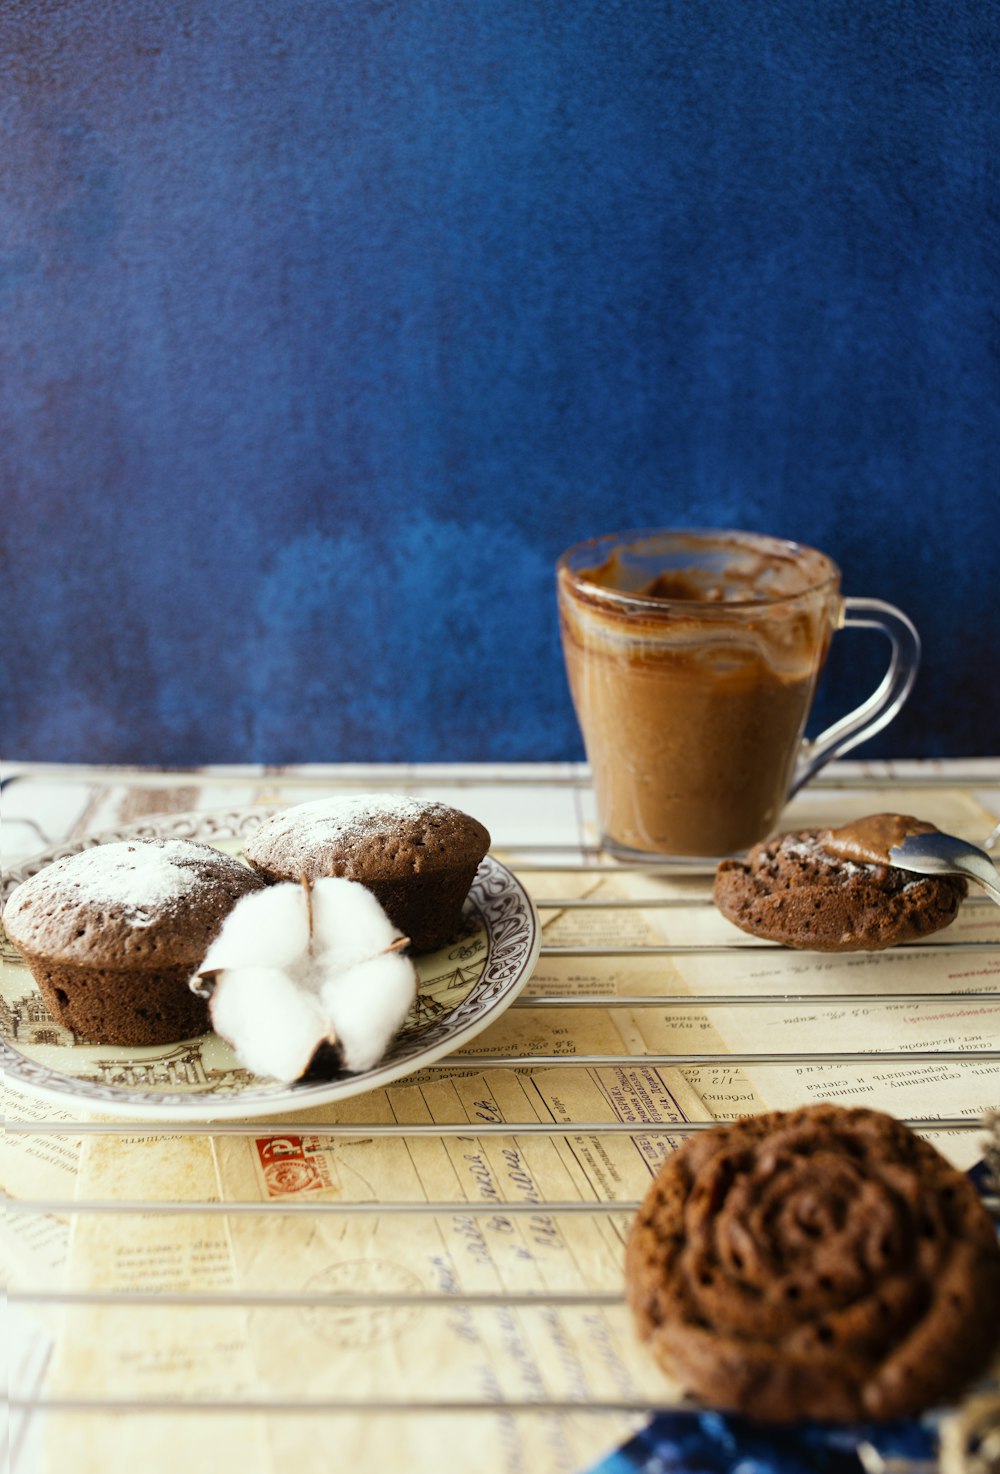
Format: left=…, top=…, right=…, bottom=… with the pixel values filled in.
left=626, top=1105, right=1000, bottom=1423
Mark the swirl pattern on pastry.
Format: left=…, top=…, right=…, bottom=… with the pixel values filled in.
left=626, top=1105, right=1000, bottom=1422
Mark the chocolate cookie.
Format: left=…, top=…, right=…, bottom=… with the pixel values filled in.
left=626, top=1105, right=1000, bottom=1423
left=713, top=828, right=967, bottom=951
left=244, top=795, right=490, bottom=952
left=3, top=838, right=266, bottom=1045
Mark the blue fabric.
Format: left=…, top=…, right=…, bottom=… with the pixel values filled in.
left=588, top=1410, right=936, bottom=1474
left=3, top=1, right=998, bottom=762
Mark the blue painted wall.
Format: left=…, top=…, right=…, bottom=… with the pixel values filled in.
left=3, top=1, right=998, bottom=763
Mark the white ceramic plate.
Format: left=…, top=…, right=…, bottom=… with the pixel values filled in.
left=0, top=808, right=541, bottom=1121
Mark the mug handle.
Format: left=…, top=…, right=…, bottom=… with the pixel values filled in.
left=788, top=597, right=921, bottom=798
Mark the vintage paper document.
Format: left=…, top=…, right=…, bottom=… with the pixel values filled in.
left=11, top=772, right=1000, bottom=1473
left=37, top=1132, right=272, bottom=1474
left=32, top=1068, right=703, bottom=1474
left=211, top=1067, right=701, bottom=1471
left=0, top=1082, right=79, bottom=1286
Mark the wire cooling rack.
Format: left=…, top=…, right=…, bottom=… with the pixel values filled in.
left=4, top=765, right=1000, bottom=1471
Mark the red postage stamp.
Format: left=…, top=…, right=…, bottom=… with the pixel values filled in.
left=254, top=1135, right=335, bottom=1197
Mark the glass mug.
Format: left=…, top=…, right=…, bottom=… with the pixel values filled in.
left=557, top=529, right=920, bottom=859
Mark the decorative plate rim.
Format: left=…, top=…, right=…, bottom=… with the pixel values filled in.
left=1, top=807, right=541, bottom=1121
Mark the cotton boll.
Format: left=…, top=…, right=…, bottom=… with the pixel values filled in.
left=310, top=877, right=406, bottom=973
left=209, top=966, right=331, bottom=1082
left=194, top=875, right=417, bottom=1083
left=320, top=951, right=418, bottom=1073
left=198, top=883, right=310, bottom=977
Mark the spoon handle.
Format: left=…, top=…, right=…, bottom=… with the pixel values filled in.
left=960, top=854, right=1000, bottom=906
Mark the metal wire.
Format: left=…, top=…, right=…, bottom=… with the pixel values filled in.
left=4, top=1115, right=985, bottom=1137
left=6, top=769, right=999, bottom=1434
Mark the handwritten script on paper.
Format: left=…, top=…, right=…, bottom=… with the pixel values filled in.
left=5, top=776, right=998, bottom=1473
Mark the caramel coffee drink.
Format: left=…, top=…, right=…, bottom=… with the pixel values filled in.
left=557, top=530, right=919, bottom=859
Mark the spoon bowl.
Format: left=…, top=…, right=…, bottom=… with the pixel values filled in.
left=889, top=832, right=1000, bottom=906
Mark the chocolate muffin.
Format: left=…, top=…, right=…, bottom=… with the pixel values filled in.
left=626, top=1104, right=1000, bottom=1423
left=244, top=795, right=491, bottom=952
left=713, top=828, right=967, bottom=951
left=3, top=838, right=267, bottom=1046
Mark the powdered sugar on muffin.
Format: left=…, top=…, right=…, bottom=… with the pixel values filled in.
left=4, top=838, right=266, bottom=1045
left=5, top=840, right=205, bottom=931
left=244, top=795, right=491, bottom=952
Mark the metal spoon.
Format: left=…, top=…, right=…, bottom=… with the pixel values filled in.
left=889, top=832, right=1000, bottom=905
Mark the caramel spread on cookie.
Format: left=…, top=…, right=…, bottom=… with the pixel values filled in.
left=821, top=813, right=938, bottom=867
